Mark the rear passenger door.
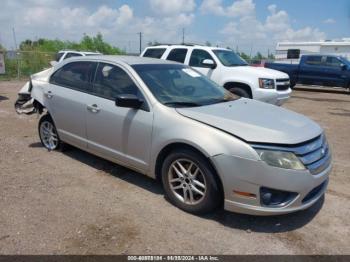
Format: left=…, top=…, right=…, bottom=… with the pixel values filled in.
left=85, top=62, right=153, bottom=172
left=48, top=61, right=97, bottom=149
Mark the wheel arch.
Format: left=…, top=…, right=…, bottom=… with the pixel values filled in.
left=223, top=82, right=253, bottom=98
left=154, top=142, right=224, bottom=198
left=33, top=99, right=45, bottom=114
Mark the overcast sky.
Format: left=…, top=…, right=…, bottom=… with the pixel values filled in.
left=1, top=0, right=349, bottom=54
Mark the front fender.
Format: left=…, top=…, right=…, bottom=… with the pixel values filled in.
left=149, top=106, right=259, bottom=177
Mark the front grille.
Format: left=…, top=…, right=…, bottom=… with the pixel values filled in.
left=252, top=134, right=331, bottom=175
left=292, top=135, right=331, bottom=175
left=276, top=78, right=290, bottom=91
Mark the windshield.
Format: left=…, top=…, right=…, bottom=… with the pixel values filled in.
left=132, top=64, right=238, bottom=107
left=340, top=56, right=350, bottom=66
left=213, top=50, right=248, bottom=67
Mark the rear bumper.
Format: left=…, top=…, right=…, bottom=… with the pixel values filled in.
left=211, top=154, right=331, bottom=216
left=15, top=81, right=36, bottom=115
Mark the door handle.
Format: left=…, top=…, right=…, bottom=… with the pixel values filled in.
left=45, top=91, right=53, bottom=99
left=87, top=104, right=101, bottom=113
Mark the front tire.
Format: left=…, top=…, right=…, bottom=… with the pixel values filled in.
left=228, top=87, right=251, bottom=98
left=161, top=149, right=222, bottom=214
left=38, top=114, right=61, bottom=151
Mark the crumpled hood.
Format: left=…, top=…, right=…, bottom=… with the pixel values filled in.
left=176, top=99, right=322, bottom=145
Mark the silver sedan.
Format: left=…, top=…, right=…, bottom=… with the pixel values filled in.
left=16, top=55, right=331, bottom=215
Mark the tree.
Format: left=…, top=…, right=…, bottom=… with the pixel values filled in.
left=239, top=52, right=251, bottom=61
left=205, top=41, right=212, bottom=47
left=253, top=52, right=264, bottom=60
left=268, top=53, right=275, bottom=60
left=18, top=33, right=123, bottom=55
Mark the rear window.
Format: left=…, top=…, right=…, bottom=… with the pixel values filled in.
left=56, top=52, right=64, bottom=62
left=143, top=48, right=166, bottom=59
left=306, top=56, right=322, bottom=66
left=166, top=48, right=188, bottom=63
left=50, top=61, right=97, bottom=92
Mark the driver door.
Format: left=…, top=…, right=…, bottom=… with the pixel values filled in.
left=188, top=49, right=217, bottom=81
left=85, top=62, right=153, bottom=172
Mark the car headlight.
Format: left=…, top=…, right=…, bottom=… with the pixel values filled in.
left=259, top=78, right=275, bottom=89
left=256, top=150, right=305, bottom=170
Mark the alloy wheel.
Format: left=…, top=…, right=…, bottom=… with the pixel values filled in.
left=40, top=121, right=59, bottom=150
left=168, top=159, right=207, bottom=205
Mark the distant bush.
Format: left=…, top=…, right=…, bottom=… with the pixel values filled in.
left=1, top=33, right=124, bottom=79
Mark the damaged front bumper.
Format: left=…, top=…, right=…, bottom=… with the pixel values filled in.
left=14, top=80, right=37, bottom=115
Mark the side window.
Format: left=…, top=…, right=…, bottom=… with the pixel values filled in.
left=166, top=48, right=188, bottom=63
left=50, top=62, right=97, bottom=92
left=143, top=48, right=166, bottom=59
left=189, top=49, right=213, bottom=67
left=93, top=63, right=140, bottom=100
left=56, top=52, right=64, bottom=62
left=64, top=53, right=83, bottom=60
left=305, top=56, right=322, bottom=66
left=325, top=57, right=342, bottom=67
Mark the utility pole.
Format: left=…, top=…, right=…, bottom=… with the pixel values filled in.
left=12, top=27, right=18, bottom=50
left=182, top=28, right=185, bottom=44
left=138, top=32, right=142, bottom=54
left=12, top=27, right=20, bottom=79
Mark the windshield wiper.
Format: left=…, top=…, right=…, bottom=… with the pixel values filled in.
left=210, top=98, right=237, bottom=104
left=163, top=101, right=202, bottom=108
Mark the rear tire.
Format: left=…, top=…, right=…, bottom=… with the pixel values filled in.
left=38, top=114, right=62, bottom=151
left=161, top=149, right=222, bottom=214
left=229, top=87, right=251, bottom=98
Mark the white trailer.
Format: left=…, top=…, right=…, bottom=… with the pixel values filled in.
left=275, top=39, right=350, bottom=63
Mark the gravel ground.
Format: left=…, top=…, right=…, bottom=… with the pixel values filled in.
left=0, top=81, right=349, bottom=255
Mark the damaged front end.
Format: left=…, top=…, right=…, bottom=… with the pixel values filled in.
left=15, top=80, right=38, bottom=115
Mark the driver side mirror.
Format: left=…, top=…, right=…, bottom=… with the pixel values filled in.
left=115, top=94, right=143, bottom=109
left=201, top=59, right=217, bottom=69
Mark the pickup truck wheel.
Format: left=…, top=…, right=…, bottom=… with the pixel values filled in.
left=161, top=149, right=221, bottom=214
left=38, top=114, right=62, bottom=151
left=229, top=87, right=251, bottom=98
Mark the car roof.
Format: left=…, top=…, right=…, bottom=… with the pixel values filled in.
left=58, top=50, right=101, bottom=54
left=66, top=55, right=183, bottom=65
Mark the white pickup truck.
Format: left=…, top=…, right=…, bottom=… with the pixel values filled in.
left=141, top=45, right=291, bottom=105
